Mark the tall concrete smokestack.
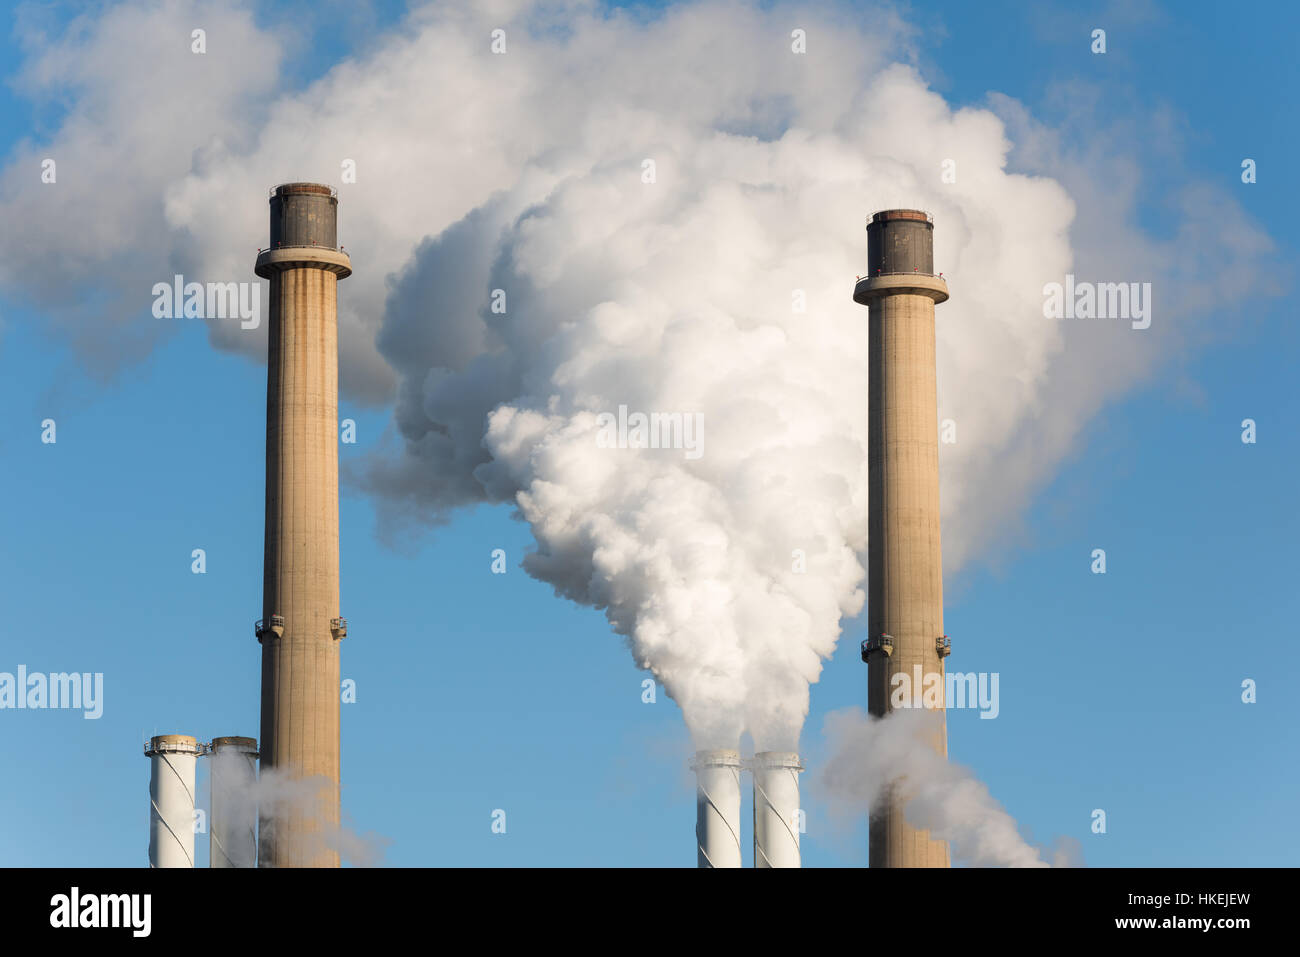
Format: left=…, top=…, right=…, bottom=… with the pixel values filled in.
left=854, top=209, right=952, bottom=868
left=692, top=749, right=742, bottom=868
left=144, top=734, right=199, bottom=868
left=209, top=736, right=258, bottom=868
left=254, top=183, right=351, bottom=867
left=751, top=751, right=802, bottom=868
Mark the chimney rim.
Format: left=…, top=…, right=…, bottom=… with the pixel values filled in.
left=869, top=208, right=932, bottom=225
left=144, top=733, right=200, bottom=756
left=691, top=748, right=743, bottom=769
left=269, top=182, right=338, bottom=200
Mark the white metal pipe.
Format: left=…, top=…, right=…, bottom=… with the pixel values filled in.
left=210, top=736, right=259, bottom=868
left=752, top=751, right=803, bottom=868
left=693, top=749, right=742, bottom=868
left=145, top=734, right=199, bottom=868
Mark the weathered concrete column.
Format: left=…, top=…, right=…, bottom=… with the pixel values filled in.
left=854, top=209, right=951, bottom=868
left=254, top=183, right=351, bottom=868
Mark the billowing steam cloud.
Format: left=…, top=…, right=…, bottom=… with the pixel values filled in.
left=0, top=0, right=1281, bottom=755
left=816, top=708, right=1051, bottom=867
left=356, top=4, right=1082, bottom=751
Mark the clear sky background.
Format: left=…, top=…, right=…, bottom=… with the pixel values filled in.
left=1, top=0, right=1296, bottom=866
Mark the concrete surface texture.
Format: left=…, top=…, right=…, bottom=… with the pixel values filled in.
left=254, top=184, right=350, bottom=868
left=856, top=210, right=952, bottom=868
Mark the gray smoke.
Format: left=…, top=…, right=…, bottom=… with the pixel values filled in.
left=208, top=747, right=258, bottom=868
left=815, top=708, right=1051, bottom=867
left=209, top=764, right=390, bottom=868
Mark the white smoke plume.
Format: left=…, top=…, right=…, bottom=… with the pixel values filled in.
left=209, top=764, right=390, bottom=868
left=0, top=1, right=1281, bottom=754
left=208, top=746, right=258, bottom=868
left=815, top=708, right=1050, bottom=867
left=356, top=2, right=1082, bottom=751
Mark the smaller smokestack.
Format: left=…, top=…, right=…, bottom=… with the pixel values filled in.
left=752, top=751, right=803, bottom=868
left=692, top=749, right=742, bottom=868
left=144, top=734, right=200, bottom=868
left=210, top=736, right=259, bottom=868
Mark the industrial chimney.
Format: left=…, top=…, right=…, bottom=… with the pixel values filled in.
left=209, top=736, right=258, bottom=868
left=853, top=209, right=952, bottom=868
left=751, top=751, right=802, bottom=868
left=144, top=734, right=199, bottom=868
left=254, top=183, right=352, bottom=867
left=693, top=749, right=742, bottom=868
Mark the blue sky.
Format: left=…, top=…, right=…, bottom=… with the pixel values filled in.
left=1, top=0, right=1296, bottom=866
